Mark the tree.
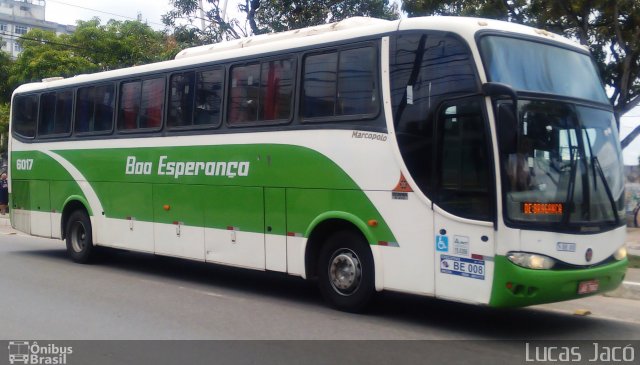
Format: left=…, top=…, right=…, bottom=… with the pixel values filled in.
left=254, top=0, right=399, bottom=33
left=9, top=28, right=97, bottom=87
left=0, top=50, right=12, bottom=103
left=163, top=0, right=246, bottom=44
left=163, top=0, right=399, bottom=46
left=9, top=19, right=179, bottom=89
left=0, top=103, right=9, bottom=161
left=70, top=19, right=178, bottom=70
left=403, top=0, right=639, bottom=147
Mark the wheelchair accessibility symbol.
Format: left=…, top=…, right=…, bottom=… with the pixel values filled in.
left=436, top=235, right=449, bottom=252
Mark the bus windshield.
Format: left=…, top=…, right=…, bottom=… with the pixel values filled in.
left=479, top=35, right=609, bottom=104
left=500, top=100, right=625, bottom=229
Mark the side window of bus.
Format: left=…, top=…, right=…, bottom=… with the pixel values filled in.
left=391, top=33, right=477, bottom=133
left=337, top=47, right=377, bottom=116
left=435, top=98, right=493, bottom=221
left=302, top=52, right=337, bottom=118
left=12, top=95, right=38, bottom=138
left=302, top=46, right=378, bottom=119
left=229, top=63, right=260, bottom=123
left=94, top=85, right=115, bottom=132
left=260, top=59, right=294, bottom=121
left=140, top=78, right=165, bottom=128
left=389, top=33, right=478, bottom=201
left=119, top=81, right=141, bottom=131
left=76, top=84, right=114, bottom=134
left=195, top=68, right=224, bottom=125
left=118, top=77, right=165, bottom=131
left=168, top=68, right=223, bottom=128
left=38, top=90, right=72, bottom=136
left=228, top=58, right=294, bottom=125
left=169, top=71, right=196, bottom=128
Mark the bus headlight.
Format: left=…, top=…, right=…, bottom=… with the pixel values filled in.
left=507, top=252, right=555, bottom=270
left=613, top=246, right=627, bottom=261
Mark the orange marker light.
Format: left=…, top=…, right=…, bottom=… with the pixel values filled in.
left=163, top=205, right=171, bottom=211
left=368, top=219, right=378, bottom=227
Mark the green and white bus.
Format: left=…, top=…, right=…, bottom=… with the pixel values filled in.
left=9, top=16, right=628, bottom=311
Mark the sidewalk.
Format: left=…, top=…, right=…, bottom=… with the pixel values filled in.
left=627, top=227, right=640, bottom=257
left=609, top=228, right=640, bottom=300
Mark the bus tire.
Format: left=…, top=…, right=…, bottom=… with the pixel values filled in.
left=317, top=230, right=374, bottom=312
left=65, top=210, right=95, bottom=264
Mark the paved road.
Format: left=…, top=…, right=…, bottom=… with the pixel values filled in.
left=1, top=229, right=639, bottom=343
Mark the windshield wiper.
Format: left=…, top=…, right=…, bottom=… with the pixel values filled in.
left=592, top=156, right=620, bottom=225
left=583, top=128, right=619, bottom=223
left=583, top=129, right=598, bottom=191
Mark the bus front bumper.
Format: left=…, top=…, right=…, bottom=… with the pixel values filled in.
left=489, top=255, right=628, bottom=308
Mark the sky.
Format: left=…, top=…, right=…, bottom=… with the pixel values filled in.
left=45, top=0, right=206, bottom=30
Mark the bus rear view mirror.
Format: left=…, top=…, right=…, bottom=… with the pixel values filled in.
left=482, top=82, right=518, bottom=104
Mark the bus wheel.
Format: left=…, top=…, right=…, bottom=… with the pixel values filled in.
left=317, top=230, right=374, bottom=312
left=65, top=210, right=95, bottom=264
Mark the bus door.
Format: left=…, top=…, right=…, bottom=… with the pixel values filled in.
left=432, top=97, right=496, bottom=304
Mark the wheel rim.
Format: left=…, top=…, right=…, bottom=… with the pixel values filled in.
left=70, top=221, right=87, bottom=253
left=328, top=248, right=362, bottom=296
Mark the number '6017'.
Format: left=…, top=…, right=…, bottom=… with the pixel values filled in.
left=16, top=159, right=34, bottom=170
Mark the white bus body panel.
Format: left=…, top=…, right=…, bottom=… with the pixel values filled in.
left=28, top=210, right=52, bottom=238
left=520, top=225, right=626, bottom=266
left=205, top=228, right=265, bottom=270
left=155, top=223, right=205, bottom=261
left=365, top=191, right=435, bottom=295
left=265, top=233, right=287, bottom=272
left=433, top=206, right=495, bottom=304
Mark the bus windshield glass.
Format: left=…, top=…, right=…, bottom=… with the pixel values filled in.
left=500, top=100, right=624, bottom=229
left=479, top=36, right=609, bottom=104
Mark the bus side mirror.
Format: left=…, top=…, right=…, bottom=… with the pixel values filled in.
left=482, top=82, right=517, bottom=104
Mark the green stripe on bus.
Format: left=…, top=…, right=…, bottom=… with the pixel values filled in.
left=12, top=144, right=397, bottom=244
left=11, top=151, right=89, bottom=214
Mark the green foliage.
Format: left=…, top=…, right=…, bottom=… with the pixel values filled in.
left=402, top=0, right=640, bottom=119
left=70, top=19, right=177, bottom=70
left=8, top=19, right=179, bottom=91
left=253, top=0, right=336, bottom=33
left=0, top=103, right=9, bottom=159
left=0, top=51, right=12, bottom=103
left=403, top=0, right=526, bottom=21
left=163, top=0, right=245, bottom=44
left=163, top=0, right=399, bottom=46
left=9, top=28, right=97, bottom=87
left=255, top=0, right=399, bottom=33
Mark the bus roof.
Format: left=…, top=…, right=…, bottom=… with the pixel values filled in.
left=12, top=16, right=585, bottom=95
left=175, top=17, right=391, bottom=59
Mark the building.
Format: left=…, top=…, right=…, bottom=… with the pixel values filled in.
left=0, top=0, right=74, bottom=58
